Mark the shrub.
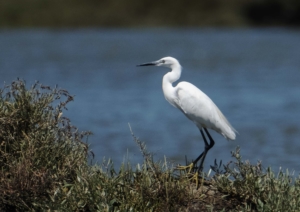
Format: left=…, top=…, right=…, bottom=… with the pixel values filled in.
left=0, top=79, right=91, bottom=210
left=213, top=147, right=300, bottom=211
left=1, top=79, right=300, bottom=211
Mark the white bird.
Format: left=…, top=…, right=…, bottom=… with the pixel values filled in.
left=137, top=57, right=237, bottom=177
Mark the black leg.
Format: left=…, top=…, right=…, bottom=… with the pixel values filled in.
left=193, top=128, right=215, bottom=172
left=204, top=128, right=215, bottom=148
left=192, top=129, right=208, bottom=165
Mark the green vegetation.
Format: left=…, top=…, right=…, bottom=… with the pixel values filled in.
left=0, top=0, right=300, bottom=27
left=1, top=79, right=300, bottom=211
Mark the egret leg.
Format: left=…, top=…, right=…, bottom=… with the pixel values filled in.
left=176, top=129, right=208, bottom=172
left=197, top=128, right=215, bottom=172
left=176, top=128, right=215, bottom=187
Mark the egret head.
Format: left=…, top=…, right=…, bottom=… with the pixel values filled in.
left=137, top=57, right=180, bottom=69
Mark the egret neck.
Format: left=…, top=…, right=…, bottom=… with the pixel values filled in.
left=162, top=62, right=182, bottom=108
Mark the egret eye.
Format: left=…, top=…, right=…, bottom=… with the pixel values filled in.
left=161, top=60, right=165, bottom=63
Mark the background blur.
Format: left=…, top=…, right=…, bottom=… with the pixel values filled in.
left=1, top=0, right=300, bottom=27
left=1, top=1, right=300, bottom=172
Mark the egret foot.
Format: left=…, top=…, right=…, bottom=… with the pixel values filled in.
left=176, top=162, right=195, bottom=174
left=190, top=171, right=201, bottom=188
left=177, top=164, right=202, bottom=188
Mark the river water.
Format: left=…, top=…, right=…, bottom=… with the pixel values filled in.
left=1, top=28, right=300, bottom=172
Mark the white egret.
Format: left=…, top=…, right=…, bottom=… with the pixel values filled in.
left=137, top=57, right=237, bottom=181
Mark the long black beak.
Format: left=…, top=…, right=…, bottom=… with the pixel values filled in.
left=136, top=61, right=159, bottom=67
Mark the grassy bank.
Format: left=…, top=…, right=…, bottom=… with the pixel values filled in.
left=1, top=0, right=300, bottom=27
left=1, top=79, right=300, bottom=211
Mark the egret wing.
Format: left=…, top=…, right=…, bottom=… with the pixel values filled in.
left=175, top=82, right=236, bottom=140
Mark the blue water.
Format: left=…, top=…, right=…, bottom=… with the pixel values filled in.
left=1, top=28, right=300, bottom=172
